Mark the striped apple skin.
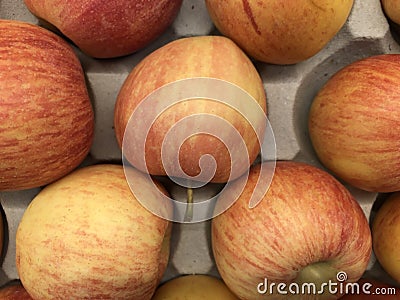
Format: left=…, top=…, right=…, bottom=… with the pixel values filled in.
left=114, top=35, right=267, bottom=183
left=0, top=20, right=94, bottom=191
left=23, top=0, right=183, bottom=58
left=16, top=164, right=171, bottom=300
left=309, top=54, right=400, bottom=192
left=212, top=161, right=372, bottom=300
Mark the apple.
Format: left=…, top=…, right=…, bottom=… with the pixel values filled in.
left=211, top=161, right=372, bottom=300
left=0, top=208, right=3, bottom=258
left=16, top=164, right=172, bottom=300
left=340, top=278, right=400, bottom=299
left=114, top=35, right=267, bottom=184
left=23, top=0, right=183, bottom=58
left=372, top=192, right=400, bottom=284
left=308, top=54, right=400, bottom=193
left=0, top=20, right=94, bottom=191
left=152, top=275, right=239, bottom=299
left=205, top=0, right=354, bottom=65
left=0, top=282, right=33, bottom=300
left=381, top=0, right=400, bottom=26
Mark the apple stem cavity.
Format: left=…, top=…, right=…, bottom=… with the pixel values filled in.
left=184, top=187, right=194, bottom=222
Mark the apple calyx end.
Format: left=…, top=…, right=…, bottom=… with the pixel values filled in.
left=295, top=261, right=339, bottom=292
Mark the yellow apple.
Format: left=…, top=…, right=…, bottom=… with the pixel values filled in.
left=382, top=0, right=400, bottom=26
left=152, top=275, right=239, bottom=300
left=16, top=164, right=172, bottom=299
left=205, top=0, right=354, bottom=64
left=372, top=192, right=400, bottom=284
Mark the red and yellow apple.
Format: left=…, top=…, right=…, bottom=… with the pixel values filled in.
left=340, top=278, right=400, bottom=299
left=0, top=208, right=3, bottom=259
left=309, top=54, right=400, bottom=192
left=0, top=282, right=33, bottom=300
left=372, top=192, right=400, bottom=284
left=0, top=20, right=94, bottom=191
left=23, top=0, right=183, bottom=58
left=205, top=0, right=354, bottom=65
left=212, top=161, right=372, bottom=300
left=114, top=35, right=267, bottom=184
left=16, top=164, right=172, bottom=299
left=381, top=0, right=400, bottom=26
left=152, top=275, right=239, bottom=299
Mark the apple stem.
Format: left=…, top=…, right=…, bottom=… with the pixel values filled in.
left=184, top=187, right=194, bottom=222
